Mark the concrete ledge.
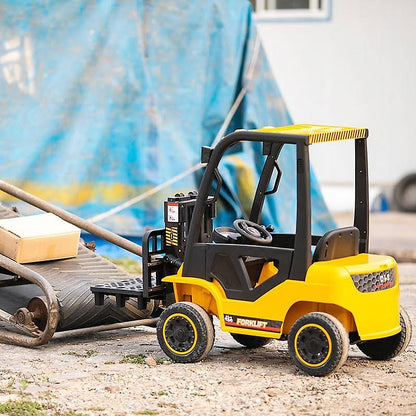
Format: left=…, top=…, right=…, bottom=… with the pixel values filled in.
left=335, top=212, right=416, bottom=263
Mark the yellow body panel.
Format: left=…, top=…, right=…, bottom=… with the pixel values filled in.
left=254, top=124, right=368, bottom=144
left=255, top=261, right=278, bottom=287
left=163, top=253, right=400, bottom=341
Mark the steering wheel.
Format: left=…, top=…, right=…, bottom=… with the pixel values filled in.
left=233, top=219, right=272, bottom=245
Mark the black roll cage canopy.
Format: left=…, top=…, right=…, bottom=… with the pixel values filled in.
left=183, top=126, right=369, bottom=282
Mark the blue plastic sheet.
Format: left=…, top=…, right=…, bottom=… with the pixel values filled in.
left=0, top=0, right=335, bottom=240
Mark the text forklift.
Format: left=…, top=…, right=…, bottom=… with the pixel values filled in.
left=92, top=125, right=412, bottom=376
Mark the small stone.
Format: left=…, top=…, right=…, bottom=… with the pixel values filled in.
left=105, top=386, right=120, bottom=393
left=145, top=356, right=157, bottom=367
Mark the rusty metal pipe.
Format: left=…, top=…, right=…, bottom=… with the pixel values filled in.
left=0, top=254, right=59, bottom=347
left=0, top=180, right=143, bottom=257
left=53, top=317, right=159, bottom=339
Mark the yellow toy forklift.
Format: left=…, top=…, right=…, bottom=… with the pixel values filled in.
left=92, top=124, right=412, bottom=376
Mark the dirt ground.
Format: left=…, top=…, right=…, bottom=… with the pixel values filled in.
left=0, top=261, right=414, bottom=416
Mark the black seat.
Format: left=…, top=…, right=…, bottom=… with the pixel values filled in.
left=312, top=226, right=359, bottom=262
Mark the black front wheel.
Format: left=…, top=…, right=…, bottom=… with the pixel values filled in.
left=288, top=312, right=349, bottom=377
left=357, top=306, right=412, bottom=360
left=157, top=302, right=215, bottom=363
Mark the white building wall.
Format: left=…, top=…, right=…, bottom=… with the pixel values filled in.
left=256, top=0, right=416, bottom=186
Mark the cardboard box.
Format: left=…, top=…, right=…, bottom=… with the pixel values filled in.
left=0, top=213, right=81, bottom=263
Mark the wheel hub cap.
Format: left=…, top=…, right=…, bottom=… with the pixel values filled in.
left=297, top=326, right=330, bottom=365
left=165, top=315, right=196, bottom=353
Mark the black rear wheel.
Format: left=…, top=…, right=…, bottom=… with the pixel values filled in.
left=357, top=307, right=412, bottom=360
left=230, top=333, right=271, bottom=348
left=288, top=312, right=349, bottom=377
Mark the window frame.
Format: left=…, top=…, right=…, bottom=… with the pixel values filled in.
left=251, top=0, right=332, bottom=23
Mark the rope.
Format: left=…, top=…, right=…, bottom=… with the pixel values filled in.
left=88, top=35, right=261, bottom=223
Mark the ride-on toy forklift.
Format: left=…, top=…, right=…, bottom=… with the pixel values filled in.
left=92, top=124, right=412, bottom=376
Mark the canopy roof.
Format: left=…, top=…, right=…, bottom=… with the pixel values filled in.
left=256, top=125, right=368, bottom=144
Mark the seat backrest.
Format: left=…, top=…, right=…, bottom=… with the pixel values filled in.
left=312, top=226, right=360, bottom=262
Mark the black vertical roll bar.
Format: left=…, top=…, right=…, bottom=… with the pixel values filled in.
left=353, top=138, right=369, bottom=253
left=249, top=143, right=283, bottom=223
left=290, top=142, right=312, bottom=280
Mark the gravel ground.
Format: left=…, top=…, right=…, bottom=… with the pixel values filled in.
left=0, top=262, right=415, bottom=416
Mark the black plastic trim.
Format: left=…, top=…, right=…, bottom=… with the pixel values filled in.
left=205, top=243, right=293, bottom=301
left=353, top=139, right=369, bottom=253
left=250, top=143, right=283, bottom=223
left=290, top=143, right=312, bottom=280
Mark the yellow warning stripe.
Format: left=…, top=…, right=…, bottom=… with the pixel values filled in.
left=165, top=227, right=178, bottom=246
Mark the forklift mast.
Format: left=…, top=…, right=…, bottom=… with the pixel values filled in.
left=163, top=191, right=216, bottom=261
left=140, top=190, right=216, bottom=302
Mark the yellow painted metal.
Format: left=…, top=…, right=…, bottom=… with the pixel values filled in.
left=255, top=124, right=368, bottom=144
left=163, top=253, right=400, bottom=342
left=255, top=262, right=278, bottom=287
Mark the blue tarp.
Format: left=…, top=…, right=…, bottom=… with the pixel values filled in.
left=0, top=0, right=335, bottom=239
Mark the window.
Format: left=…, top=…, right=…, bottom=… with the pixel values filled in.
left=250, top=0, right=332, bottom=22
